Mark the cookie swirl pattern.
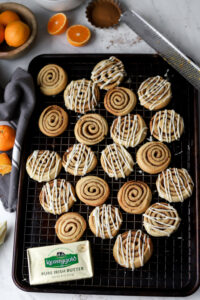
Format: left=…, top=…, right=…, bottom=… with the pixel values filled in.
left=113, top=230, right=153, bottom=270
left=143, top=202, right=181, bottom=237
left=156, top=168, right=194, bottom=202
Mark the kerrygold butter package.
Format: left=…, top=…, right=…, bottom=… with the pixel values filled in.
left=27, top=240, right=93, bottom=285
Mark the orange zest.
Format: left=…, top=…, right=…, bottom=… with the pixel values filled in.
left=0, top=10, right=20, bottom=27
left=66, top=24, right=91, bottom=47
left=5, top=20, right=30, bottom=47
left=0, top=24, right=4, bottom=44
left=0, top=153, right=12, bottom=176
left=47, top=13, right=68, bottom=35
left=0, top=125, right=16, bottom=151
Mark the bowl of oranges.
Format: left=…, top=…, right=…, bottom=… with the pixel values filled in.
left=0, top=2, right=37, bottom=58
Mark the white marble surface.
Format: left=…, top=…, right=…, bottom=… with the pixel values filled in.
left=0, top=0, right=200, bottom=299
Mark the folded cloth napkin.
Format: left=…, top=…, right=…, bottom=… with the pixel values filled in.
left=0, top=68, right=35, bottom=212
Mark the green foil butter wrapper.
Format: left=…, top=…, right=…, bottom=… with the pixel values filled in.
left=27, top=240, right=93, bottom=285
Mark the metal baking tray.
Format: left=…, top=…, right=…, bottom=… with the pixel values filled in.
left=12, top=54, right=200, bottom=296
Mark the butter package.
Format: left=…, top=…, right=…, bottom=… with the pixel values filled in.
left=27, top=240, right=93, bottom=285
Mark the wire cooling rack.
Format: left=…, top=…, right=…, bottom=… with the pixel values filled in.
left=12, top=54, right=199, bottom=296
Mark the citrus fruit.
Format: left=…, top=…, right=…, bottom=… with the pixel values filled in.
left=0, top=125, right=16, bottom=151
left=5, top=20, right=30, bottom=47
left=0, top=10, right=20, bottom=26
left=47, top=13, right=68, bottom=35
left=0, top=153, right=12, bottom=176
left=0, top=24, right=4, bottom=44
left=66, top=24, right=91, bottom=47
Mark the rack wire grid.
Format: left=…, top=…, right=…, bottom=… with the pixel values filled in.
left=13, top=54, right=199, bottom=296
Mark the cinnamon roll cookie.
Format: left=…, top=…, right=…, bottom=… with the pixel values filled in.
left=62, top=144, right=97, bottom=176
left=138, top=76, right=172, bottom=110
left=156, top=168, right=194, bottom=202
left=89, top=204, right=122, bottom=239
left=37, top=64, right=67, bottom=96
left=55, top=212, right=86, bottom=244
left=74, top=113, right=108, bottom=145
left=113, top=230, right=153, bottom=270
left=64, top=79, right=100, bottom=113
left=150, top=110, right=184, bottom=142
left=118, top=181, right=152, bottom=214
left=110, top=114, right=147, bottom=148
left=76, top=176, right=110, bottom=206
left=91, top=56, right=125, bottom=90
left=39, top=179, right=76, bottom=215
left=104, top=87, right=137, bottom=116
left=100, top=143, right=134, bottom=179
left=136, top=142, right=171, bottom=174
left=26, top=150, right=62, bottom=182
left=39, top=105, right=68, bottom=137
left=143, top=202, right=181, bottom=237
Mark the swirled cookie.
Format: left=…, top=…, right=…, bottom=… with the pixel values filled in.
left=74, top=113, right=108, bottom=145
left=26, top=150, right=62, bottom=182
left=100, top=143, right=134, bottom=179
left=38, top=105, right=68, bottom=137
left=104, top=87, right=137, bottom=116
left=39, top=179, right=76, bottom=215
left=156, top=168, right=194, bottom=202
left=118, top=181, right=152, bottom=214
left=62, top=144, right=97, bottom=176
left=64, top=79, right=100, bottom=113
left=76, top=176, right=110, bottom=206
left=113, top=230, right=153, bottom=270
left=138, top=76, right=171, bottom=110
left=150, top=109, right=184, bottom=143
left=136, top=142, right=171, bottom=174
left=37, top=64, right=67, bottom=96
left=55, top=212, right=86, bottom=243
left=91, top=56, right=125, bottom=90
left=143, top=202, right=181, bottom=237
left=89, top=204, right=123, bottom=239
left=110, top=114, right=147, bottom=148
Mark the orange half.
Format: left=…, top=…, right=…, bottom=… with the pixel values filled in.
left=66, top=24, right=91, bottom=47
left=47, top=13, right=68, bottom=35
left=0, top=153, right=12, bottom=176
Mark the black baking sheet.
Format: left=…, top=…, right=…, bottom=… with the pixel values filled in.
left=12, top=54, right=200, bottom=296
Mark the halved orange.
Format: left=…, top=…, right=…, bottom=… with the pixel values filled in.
left=47, top=13, right=68, bottom=35
left=0, top=153, right=12, bottom=176
left=66, top=24, right=91, bottom=47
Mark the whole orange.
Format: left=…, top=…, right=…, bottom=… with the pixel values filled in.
left=0, top=23, right=4, bottom=44
left=0, top=125, right=16, bottom=151
left=0, top=10, right=20, bottom=26
left=5, top=20, right=30, bottom=47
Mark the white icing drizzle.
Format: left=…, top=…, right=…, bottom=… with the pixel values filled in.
left=64, top=144, right=94, bottom=176
left=138, top=76, right=171, bottom=110
left=158, top=168, right=194, bottom=202
left=42, top=179, right=76, bottom=214
left=66, top=79, right=97, bottom=113
left=116, top=230, right=150, bottom=270
left=143, top=203, right=180, bottom=236
left=92, top=204, right=122, bottom=239
left=91, top=56, right=124, bottom=89
left=101, top=144, right=133, bottom=179
left=151, top=110, right=183, bottom=142
left=27, top=150, right=60, bottom=182
left=111, top=114, right=147, bottom=147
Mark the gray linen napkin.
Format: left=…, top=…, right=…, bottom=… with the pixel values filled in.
left=0, top=68, right=35, bottom=212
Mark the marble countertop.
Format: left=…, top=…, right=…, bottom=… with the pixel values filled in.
left=0, top=0, right=200, bottom=299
